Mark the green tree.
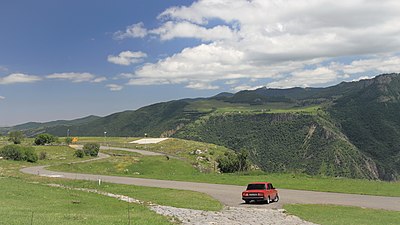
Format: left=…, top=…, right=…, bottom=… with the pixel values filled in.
left=74, top=149, right=84, bottom=158
left=83, top=143, right=100, bottom=157
left=0, top=145, right=38, bottom=162
left=34, top=133, right=58, bottom=145
left=237, top=149, right=250, bottom=172
left=217, top=151, right=239, bottom=173
left=8, top=131, right=24, bottom=144
left=65, top=137, right=73, bottom=145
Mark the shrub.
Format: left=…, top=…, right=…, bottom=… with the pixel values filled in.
left=0, top=145, right=38, bottom=163
left=0, top=145, right=24, bottom=160
left=83, top=143, right=100, bottom=157
left=217, top=150, right=250, bottom=173
left=39, top=151, right=47, bottom=160
left=24, top=148, right=38, bottom=162
left=74, top=149, right=84, bottom=158
left=8, top=131, right=24, bottom=144
left=34, top=133, right=58, bottom=145
left=65, top=137, right=73, bottom=145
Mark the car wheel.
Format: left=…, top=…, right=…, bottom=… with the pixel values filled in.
left=266, top=196, right=271, bottom=204
left=274, top=194, right=279, bottom=202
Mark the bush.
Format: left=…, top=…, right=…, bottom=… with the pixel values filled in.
left=74, top=149, right=85, bottom=158
left=65, top=137, right=73, bottom=145
left=39, top=151, right=47, bottom=160
left=83, top=143, right=100, bottom=157
left=0, top=145, right=24, bottom=160
left=0, top=145, right=38, bottom=163
left=216, top=150, right=250, bottom=173
left=8, top=131, right=24, bottom=144
left=34, top=133, right=58, bottom=145
left=24, top=148, right=38, bottom=162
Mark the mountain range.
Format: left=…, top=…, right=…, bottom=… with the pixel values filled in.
left=2, top=73, right=400, bottom=181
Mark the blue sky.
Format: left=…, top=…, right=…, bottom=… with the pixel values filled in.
left=1, top=0, right=400, bottom=126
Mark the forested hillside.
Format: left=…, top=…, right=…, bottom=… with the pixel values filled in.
left=175, top=113, right=379, bottom=179
left=45, top=100, right=206, bottom=137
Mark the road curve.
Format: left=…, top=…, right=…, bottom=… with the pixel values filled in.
left=20, top=146, right=400, bottom=211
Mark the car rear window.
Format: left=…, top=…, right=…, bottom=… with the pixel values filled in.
left=246, top=184, right=266, bottom=190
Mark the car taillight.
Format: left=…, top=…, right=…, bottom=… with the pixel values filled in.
left=242, top=192, right=248, bottom=196
left=258, top=193, right=264, bottom=197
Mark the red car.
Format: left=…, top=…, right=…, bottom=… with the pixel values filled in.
left=242, top=182, right=279, bottom=204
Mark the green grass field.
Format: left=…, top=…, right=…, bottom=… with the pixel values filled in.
left=50, top=152, right=400, bottom=197
left=2, top=139, right=400, bottom=224
left=184, top=99, right=320, bottom=115
left=0, top=177, right=172, bottom=225
left=284, top=204, right=400, bottom=225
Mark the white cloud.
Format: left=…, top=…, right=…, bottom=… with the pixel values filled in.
left=107, top=51, right=147, bottom=66
left=232, top=85, right=263, bottom=92
left=106, top=84, right=123, bottom=91
left=92, top=77, right=107, bottom=83
left=352, top=76, right=374, bottom=82
left=150, top=21, right=235, bottom=41
left=185, top=82, right=219, bottom=90
left=343, top=56, right=400, bottom=74
left=0, top=96, right=5, bottom=100
left=267, top=67, right=338, bottom=88
left=113, top=22, right=148, bottom=40
left=0, top=73, right=42, bottom=84
left=116, top=0, right=400, bottom=89
left=47, top=72, right=97, bottom=83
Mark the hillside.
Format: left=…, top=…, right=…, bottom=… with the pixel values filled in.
left=45, top=100, right=206, bottom=137
left=3, top=73, right=400, bottom=180
left=175, top=113, right=379, bottom=179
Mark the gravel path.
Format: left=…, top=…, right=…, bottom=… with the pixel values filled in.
left=151, top=206, right=316, bottom=225
left=47, top=184, right=316, bottom=225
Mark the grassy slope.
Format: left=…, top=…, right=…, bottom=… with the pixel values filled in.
left=285, top=204, right=400, bottom=225
left=0, top=177, right=171, bottom=225
left=50, top=154, right=400, bottom=197
left=0, top=145, right=223, bottom=212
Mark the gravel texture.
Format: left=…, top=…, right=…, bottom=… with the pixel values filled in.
left=47, top=184, right=316, bottom=225
left=151, top=205, right=317, bottom=225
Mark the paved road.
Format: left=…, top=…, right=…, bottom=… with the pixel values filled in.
left=20, top=146, right=400, bottom=211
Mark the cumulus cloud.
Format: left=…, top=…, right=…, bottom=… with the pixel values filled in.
left=106, top=84, right=123, bottom=91
left=107, top=51, right=147, bottom=66
left=47, top=72, right=99, bottom=83
left=342, top=56, right=400, bottom=74
left=113, top=22, right=148, bottom=40
left=268, top=67, right=339, bottom=88
left=185, top=82, right=219, bottom=90
left=150, top=21, right=235, bottom=41
left=231, top=85, right=263, bottom=92
left=0, top=73, right=42, bottom=84
left=92, top=77, right=107, bottom=83
left=0, top=96, right=5, bottom=100
left=117, top=0, right=400, bottom=89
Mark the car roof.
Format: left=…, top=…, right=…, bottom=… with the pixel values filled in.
left=248, top=182, right=271, bottom=185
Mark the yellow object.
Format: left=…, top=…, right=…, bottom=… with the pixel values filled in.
left=72, top=137, right=78, bottom=143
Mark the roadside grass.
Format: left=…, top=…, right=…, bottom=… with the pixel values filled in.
left=0, top=177, right=172, bottom=225
left=1, top=145, right=223, bottom=212
left=50, top=156, right=400, bottom=197
left=48, top=179, right=223, bottom=211
left=284, top=204, right=400, bottom=225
